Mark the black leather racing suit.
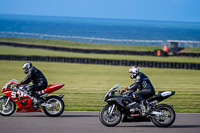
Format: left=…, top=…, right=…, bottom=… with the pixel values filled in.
left=127, top=72, right=155, bottom=103
left=20, top=66, right=48, bottom=95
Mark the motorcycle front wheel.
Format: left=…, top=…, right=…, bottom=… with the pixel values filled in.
left=99, top=104, right=122, bottom=127
left=0, top=96, right=16, bottom=116
left=151, top=104, right=176, bottom=127
left=43, top=96, right=64, bottom=117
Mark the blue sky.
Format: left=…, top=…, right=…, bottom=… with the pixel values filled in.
left=0, top=0, right=200, bottom=22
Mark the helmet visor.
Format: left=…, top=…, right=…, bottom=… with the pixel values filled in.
left=129, top=72, right=134, bottom=79
left=23, top=68, right=28, bottom=74
left=129, top=72, right=137, bottom=79
left=129, top=72, right=134, bottom=76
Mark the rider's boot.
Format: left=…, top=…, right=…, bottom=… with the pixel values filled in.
left=140, top=100, right=149, bottom=115
left=147, top=103, right=153, bottom=113
left=33, top=95, right=44, bottom=105
left=29, top=91, right=44, bottom=105
left=140, top=100, right=153, bottom=114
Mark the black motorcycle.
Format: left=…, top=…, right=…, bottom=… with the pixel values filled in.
left=99, top=84, right=176, bottom=127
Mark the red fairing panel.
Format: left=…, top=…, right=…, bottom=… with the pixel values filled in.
left=43, top=84, right=64, bottom=94
left=1, top=82, right=15, bottom=92
left=4, top=91, right=42, bottom=112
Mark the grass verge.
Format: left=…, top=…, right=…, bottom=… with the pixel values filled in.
left=0, top=61, right=200, bottom=112
left=1, top=37, right=200, bottom=53
left=1, top=45, right=200, bottom=63
left=0, top=37, right=162, bottom=51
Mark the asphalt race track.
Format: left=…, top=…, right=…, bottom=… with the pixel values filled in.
left=0, top=112, right=200, bottom=133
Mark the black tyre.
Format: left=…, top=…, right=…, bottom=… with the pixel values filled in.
left=43, top=96, right=65, bottom=117
left=151, top=104, right=176, bottom=127
left=99, top=105, right=122, bottom=127
left=0, top=96, right=16, bottom=116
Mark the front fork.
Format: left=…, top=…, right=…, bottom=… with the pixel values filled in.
left=108, top=104, right=116, bottom=117
left=4, top=97, right=10, bottom=106
left=2, top=97, right=10, bottom=110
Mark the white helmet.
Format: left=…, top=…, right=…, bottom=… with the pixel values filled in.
left=129, top=66, right=140, bottom=79
left=22, top=62, right=33, bottom=74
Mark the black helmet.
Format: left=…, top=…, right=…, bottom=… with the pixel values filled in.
left=22, top=62, right=33, bottom=74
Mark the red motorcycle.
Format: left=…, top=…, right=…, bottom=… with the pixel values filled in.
left=0, top=79, right=65, bottom=117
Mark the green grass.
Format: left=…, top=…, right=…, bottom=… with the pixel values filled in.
left=182, top=47, right=200, bottom=53
left=1, top=37, right=200, bottom=53
left=1, top=45, right=200, bottom=63
left=0, top=37, right=162, bottom=51
left=0, top=60, right=200, bottom=112
left=0, top=37, right=200, bottom=112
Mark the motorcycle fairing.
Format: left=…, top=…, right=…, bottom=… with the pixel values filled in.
left=106, top=95, right=135, bottom=110
left=4, top=91, right=42, bottom=112
left=37, top=84, right=64, bottom=95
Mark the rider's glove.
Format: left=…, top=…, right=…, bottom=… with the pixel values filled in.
left=124, top=88, right=128, bottom=92
left=15, top=83, right=21, bottom=87
left=121, top=88, right=128, bottom=94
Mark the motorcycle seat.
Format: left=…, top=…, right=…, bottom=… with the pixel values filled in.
left=147, top=94, right=161, bottom=101
left=147, top=91, right=175, bottom=101
left=147, top=91, right=167, bottom=101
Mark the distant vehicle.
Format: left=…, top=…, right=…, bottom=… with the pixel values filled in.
left=99, top=84, right=176, bottom=127
left=0, top=79, right=65, bottom=117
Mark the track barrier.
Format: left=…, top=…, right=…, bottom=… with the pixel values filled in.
left=0, top=55, right=199, bottom=70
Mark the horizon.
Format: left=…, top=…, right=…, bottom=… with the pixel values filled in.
left=1, top=13, right=200, bottom=24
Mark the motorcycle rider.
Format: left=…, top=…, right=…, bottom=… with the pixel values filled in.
left=15, top=62, right=48, bottom=104
left=122, top=66, right=155, bottom=114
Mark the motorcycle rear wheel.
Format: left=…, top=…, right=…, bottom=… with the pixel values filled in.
left=151, top=104, right=176, bottom=127
left=43, top=96, right=64, bottom=117
left=99, top=104, right=122, bottom=127
left=0, top=96, right=16, bottom=116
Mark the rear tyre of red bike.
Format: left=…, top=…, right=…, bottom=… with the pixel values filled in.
left=43, top=96, right=65, bottom=117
